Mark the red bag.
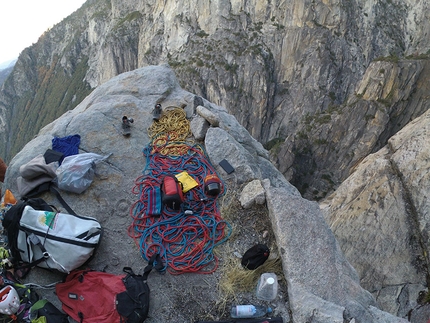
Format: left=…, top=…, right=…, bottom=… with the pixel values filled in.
left=56, top=269, right=126, bottom=323
left=161, top=175, right=184, bottom=210
left=56, top=255, right=163, bottom=323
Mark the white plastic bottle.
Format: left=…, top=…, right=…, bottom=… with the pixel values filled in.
left=230, top=304, right=272, bottom=318
left=256, top=272, right=278, bottom=301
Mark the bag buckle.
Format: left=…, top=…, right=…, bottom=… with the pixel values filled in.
left=28, top=233, right=42, bottom=246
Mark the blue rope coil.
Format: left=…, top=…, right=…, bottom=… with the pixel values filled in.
left=129, top=140, right=231, bottom=274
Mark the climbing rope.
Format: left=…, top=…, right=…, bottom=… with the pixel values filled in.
left=129, top=108, right=231, bottom=274
left=148, top=108, right=190, bottom=141
left=147, top=108, right=193, bottom=156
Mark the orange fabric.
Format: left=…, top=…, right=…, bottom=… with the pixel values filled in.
left=4, top=189, right=17, bottom=205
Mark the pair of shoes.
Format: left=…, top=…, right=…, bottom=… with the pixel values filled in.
left=122, top=116, right=133, bottom=136
left=153, top=104, right=162, bottom=121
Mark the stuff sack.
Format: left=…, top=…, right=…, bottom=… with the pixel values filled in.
left=161, top=175, right=184, bottom=210
left=55, top=254, right=163, bottom=323
left=241, top=244, right=270, bottom=270
left=4, top=200, right=102, bottom=274
left=56, top=153, right=110, bottom=194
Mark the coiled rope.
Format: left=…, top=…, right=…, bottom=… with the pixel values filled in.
left=128, top=108, right=231, bottom=274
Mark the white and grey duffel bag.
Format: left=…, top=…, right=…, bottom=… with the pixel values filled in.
left=16, top=205, right=102, bottom=273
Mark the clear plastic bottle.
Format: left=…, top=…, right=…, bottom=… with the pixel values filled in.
left=256, top=272, right=278, bottom=301
left=230, top=304, right=272, bottom=318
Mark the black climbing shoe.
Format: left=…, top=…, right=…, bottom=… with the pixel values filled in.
left=153, top=104, right=162, bottom=121
left=122, top=116, right=134, bottom=136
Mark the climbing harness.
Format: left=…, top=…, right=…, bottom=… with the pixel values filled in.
left=128, top=108, right=232, bottom=274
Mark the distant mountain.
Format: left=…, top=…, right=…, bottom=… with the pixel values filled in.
left=0, top=61, right=16, bottom=87
left=0, top=59, right=17, bottom=70
left=1, top=0, right=430, bottom=202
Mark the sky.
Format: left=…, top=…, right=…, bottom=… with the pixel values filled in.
left=0, top=0, right=87, bottom=65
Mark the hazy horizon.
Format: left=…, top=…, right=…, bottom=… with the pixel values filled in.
left=0, top=0, right=87, bottom=64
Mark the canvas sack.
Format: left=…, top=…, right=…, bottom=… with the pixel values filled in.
left=16, top=205, right=102, bottom=273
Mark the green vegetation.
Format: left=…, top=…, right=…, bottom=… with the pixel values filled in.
left=365, top=114, right=375, bottom=121
left=264, top=137, right=285, bottom=151
left=114, top=11, right=143, bottom=30
left=273, top=23, right=285, bottom=30
left=314, top=138, right=328, bottom=145
left=254, top=22, right=263, bottom=33
left=405, top=53, right=430, bottom=60
left=196, top=30, right=209, bottom=38
left=376, top=51, right=430, bottom=61
left=224, top=63, right=238, bottom=73
left=315, top=114, right=331, bottom=124
left=374, top=55, right=399, bottom=63
left=7, top=56, right=92, bottom=160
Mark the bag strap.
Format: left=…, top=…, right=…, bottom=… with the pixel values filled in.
left=24, top=182, right=77, bottom=216
left=49, top=185, right=77, bottom=216
left=146, top=253, right=165, bottom=276
left=123, top=253, right=164, bottom=281
left=16, top=233, right=68, bottom=274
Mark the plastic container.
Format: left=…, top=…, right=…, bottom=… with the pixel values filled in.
left=230, top=304, right=272, bottom=318
left=256, top=272, right=278, bottom=301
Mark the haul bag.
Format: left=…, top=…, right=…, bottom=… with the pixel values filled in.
left=17, top=205, right=102, bottom=273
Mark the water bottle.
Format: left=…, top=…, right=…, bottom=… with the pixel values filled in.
left=230, top=304, right=272, bottom=318
left=256, top=272, right=278, bottom=301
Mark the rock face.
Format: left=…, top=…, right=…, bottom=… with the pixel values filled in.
left=1, top=0, right=430, bottom=202
left=2, top=65, right=408, bottom=322
left=321, top=108, right=430, bottom=317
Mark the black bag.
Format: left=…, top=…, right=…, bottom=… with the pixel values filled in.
left=29, top=299, right=69, bottom=323
left=116, top=267, right=153, bottom=322
left=241, top=244, right=270, bottom=270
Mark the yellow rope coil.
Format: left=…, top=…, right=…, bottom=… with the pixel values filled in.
left=148, top=108, right=190, bottom=139
left=148, top=107, right=192, bottom=156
